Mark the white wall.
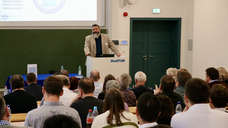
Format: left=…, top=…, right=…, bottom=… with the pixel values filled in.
left=192, top=0, right=228, bottom=79
left=107, top=0, right=193, bottom=75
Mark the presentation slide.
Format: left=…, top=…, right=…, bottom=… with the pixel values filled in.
left=0, top=0, right=97, bottom=21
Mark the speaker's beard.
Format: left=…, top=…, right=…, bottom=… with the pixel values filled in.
left=93, top=32, right=100, bottom=39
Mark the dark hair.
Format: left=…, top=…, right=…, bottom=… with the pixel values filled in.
left=92, top=24, right=100, bottom=28
left=210, top=84, right=228, bottom=108
left=43, top=76, right=64, bottom=96
left=206, top=67, right=219, bottom=80
left=43, top=114, right=80, bottom=128
left=150, top=124, right=172, bottom=128
left=185, top=78, right=211, bottom=104
left=102, top=74, right=116, bottom=92
left=157, top=95, right=174, bottom=119
left=26, top=73, right=36, bottom=83
left=10, top=74, right=24, bottom=90
left=60, top=70, right=69, bottom=78
left=160, top=75, right=175, bottom=93
left=103, top=88, right=129, bottom=126
left=78, top=77, right=94, bottom=94
left=69, top=77, right=79, bottom=90
left=137, top=92, right=160, bottom=122
left=176, top=71, right=192, bottom=87
left=90, top=70, right=100, bottom=81
left=58, top=75, right=70, bottom=86
left=0, top=96, right=6, bottom=120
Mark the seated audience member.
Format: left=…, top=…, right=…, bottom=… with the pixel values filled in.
left=157, top=95, right=174, bottom=126
left=205, top=67, right=228, bottom=89
left=171, top=78, right=228, bottom=128
left=166, top=68, right=178, bottom=79
left=0, top=96, right=31, bottom=128
left=24, top=76, right=81, bottom=128
left=92, top=88, right=138, bottom=128
left=119, top=73, right=137, bottom=107
left=209, top=84, right=228, bottom=112
left=155, top=75, right=184, bottom=111
left=150, top=124, right=172, bottom=128
left=90, top=70, right=103, bottom=98
left=70, top=77, right=103, bottom=128
left=24, top=72, right=43, bottom=101
left=136, top=92, right=161, bottom=128
left=217, top=67, right=228, bottom=85
left=98, top=74, right=116, bottom=100
left=60, top=70, right=69, bottom=78
left=174, top=71, right=192, bottom=100
left=43, top=115, right=81, bottom=128
left=58, top=75, right=77, bottom=106
left=69, top=77, right=79, bottom=93
left=106, top=80, right=129, bottom=111
left=4, top=74, right=37, bottom=114
left=132, top=71, right=154, bottom=100
left=178, top=68, right=188, bottom=72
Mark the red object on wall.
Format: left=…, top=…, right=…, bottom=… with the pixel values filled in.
left=123, top=12, right=128, bottom=17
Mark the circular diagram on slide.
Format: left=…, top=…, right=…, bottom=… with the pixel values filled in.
left=33, top=0, right=65, bottom=14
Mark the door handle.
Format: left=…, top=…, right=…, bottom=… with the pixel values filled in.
left=149, top=55, right=154, bottom=58
left=143, top=55, right=147, bottom=60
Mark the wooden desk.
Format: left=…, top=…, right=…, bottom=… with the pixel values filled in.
left=129, top=107, right=136, bottom=114
left=11, top=113, right=27, bottom=122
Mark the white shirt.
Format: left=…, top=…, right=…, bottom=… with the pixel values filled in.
left=139, top=122, right=157, bottom=128
left=92, top=110, right=138, bottom=128
left=59, top=87, right=77, bottom=106
left=214, top=107, right=227, bottom=112
left=171, top=104, right=228, bottom=128
left=93, top=81, right=103, bottom=98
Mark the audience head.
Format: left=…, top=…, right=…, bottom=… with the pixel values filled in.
left=119, top=73, right=132, bottom=89
left=185, top=78, right=211, bottom=105
left=137, top=92, right=161, bottom=123
left=43, top=114, right=80, bottom=128
left=205, top=67, right=219, bottom=83
left=176, top=71, right=192, bottom=87
left=69, top=77, right=79, bottom=90
left=10, top=74, right=24, bottom=90
left=166, top=68, right=178, bottom=78
left=43, top=75, right=64, bottom=96
left=210, top=84, right=228, bottom=109
left=60, top=70, right=69, bottom=78
left=178, top=68, right=188, bottom=72
left=217, top=67, right=228, bottom=81
left=26, top=72, right=37, bottom=84
left=90, top=70, right=100, bottom=81
left=157, top=95, right=174, bottom=120
left=102, top=74, right=116, bottom=92
left=106, top=80, right=120, bottom=91
left=134, top=71, right=147, bottom=83
left=0, top=96, right=8, bottom=121
left=160, top=75, right=175, bottom=93
left=78, top=77, right=94, bottom=94
left=57, top=75, right=70, bottom=87
left=103, top=88, right=125, bottom=125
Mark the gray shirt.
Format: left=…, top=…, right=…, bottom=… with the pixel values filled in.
left=174, top=86, right=185, bottom=101
left=24, top=101, right=82, bottom=128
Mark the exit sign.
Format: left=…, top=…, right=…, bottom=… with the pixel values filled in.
left=153, top=9, right=160, bottom=14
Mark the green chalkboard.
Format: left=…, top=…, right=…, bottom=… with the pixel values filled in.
left=0, top=29, right=106, bottom=88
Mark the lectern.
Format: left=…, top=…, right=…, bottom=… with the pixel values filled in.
left=86, top=56, right=128, bottom=83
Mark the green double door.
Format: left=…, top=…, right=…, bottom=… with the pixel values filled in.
left=130, top=19, right=181, bottom=88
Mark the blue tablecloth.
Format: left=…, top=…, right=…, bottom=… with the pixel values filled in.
left=6, top=73, right=83, bottom=90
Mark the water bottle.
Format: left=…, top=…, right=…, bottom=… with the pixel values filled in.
left=60, top=66, right=64, bottom=73
left=7, top=105, right=11, bottom=123
left=175, top=101, right=182, bottom=114
left=92, top=106, right=98, bottom=120
left=4, top=86, right=8, bottom=96
left=86, top=109, right=93, bottom=128
left=78, top=65, right=81, bottom=76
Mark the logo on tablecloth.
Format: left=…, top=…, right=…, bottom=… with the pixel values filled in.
left=33, top=0, right=65, bottom=14
left=111, top=59, right=125, bottom=63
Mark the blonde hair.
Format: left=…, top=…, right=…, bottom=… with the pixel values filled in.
left=217, top=67, right=228, bottom=81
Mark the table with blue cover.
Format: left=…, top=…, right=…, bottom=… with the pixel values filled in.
left=6, top=73, right=83, bottom=91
